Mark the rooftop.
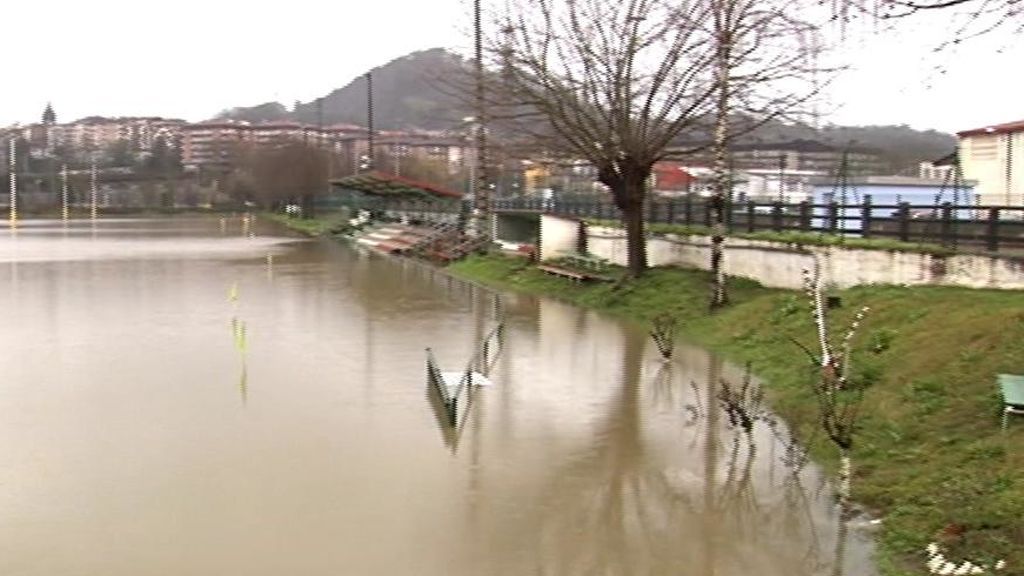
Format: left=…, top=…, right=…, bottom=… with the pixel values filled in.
left=957, top=119, right=1024, bottom=138
left=329, top=171, right=462, bottom=199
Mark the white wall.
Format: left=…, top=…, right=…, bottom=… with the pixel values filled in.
left=960, top=132, right=1024, bottom=208
left=580, top=224, right=1024, bottom=290
left=539, top=214, right=582, bottom=261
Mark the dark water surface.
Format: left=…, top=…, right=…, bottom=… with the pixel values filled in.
left=0, top=216, right=874, bottom=575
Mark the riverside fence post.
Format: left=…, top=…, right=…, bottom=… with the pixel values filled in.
left=725, top=195, right=734, bottom=233
left=898, top=202, right=911, bottom=243
left=861, top=195, right=873, bottom=238
left=987, top=207, right=1000, bottom=252
left=940, top=202, right=953, bottom=247
left=828, top=201, right=839, bottom=234
left=799, top=201, right=811, bottom=231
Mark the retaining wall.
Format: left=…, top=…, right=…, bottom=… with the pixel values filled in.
left=540, top=215, right=1024, bottom=289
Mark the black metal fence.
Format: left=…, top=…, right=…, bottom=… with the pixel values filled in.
left=491, top=196, right=1024, bottom=254
left=360, top=195, right=1024, bottom=255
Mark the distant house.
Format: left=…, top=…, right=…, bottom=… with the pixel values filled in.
left=809, top=175, right=975, bottom=232
left=957, top=119, right=1024, bottom=206
left=918, top=152, right=956, bottom=181
left=651, top=161, right=696, bottom=195
left=668, top=139, right=890, bottom=176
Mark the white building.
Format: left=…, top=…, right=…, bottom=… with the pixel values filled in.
left=958, top=119, right=1024, bottom=206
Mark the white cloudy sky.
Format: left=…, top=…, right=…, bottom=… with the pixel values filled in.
left=2, top=0, right=1020, bottom=134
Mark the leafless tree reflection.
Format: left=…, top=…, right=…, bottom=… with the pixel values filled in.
left=514, top=332, right=865, bottom=576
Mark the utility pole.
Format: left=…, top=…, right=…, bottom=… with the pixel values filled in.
left=8, top=138, right=16, bottom=229
left=471, top=0, right=491, bottom=242
left=90, top=159, right=98, bottom=222
left=365, top=72, right=374, bottom=173
left=61, top=164, right=69, bottom=223
left=777, top=153, right=785, bottom=203
left=318, top=97, right=331, bottom=195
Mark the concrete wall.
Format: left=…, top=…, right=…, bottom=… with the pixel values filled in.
left=577, top=223, right=1024, bottom=290
left=539, top=214, right=584, bottom=261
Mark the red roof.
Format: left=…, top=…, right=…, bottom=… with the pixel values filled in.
left=957, top=119, right=1024, bottom=138
left=652, top=161, right=696, bottom=190
left=331, top=171, right=463, bottom=199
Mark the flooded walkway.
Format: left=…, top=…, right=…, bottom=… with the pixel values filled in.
left=0, top=217, right=873, bottom=575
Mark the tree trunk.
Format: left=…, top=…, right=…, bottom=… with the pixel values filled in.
left=837, top=448, right=852, bottom=517
left=618, top=178, right=648, bottom=276
left=832, top=448, right=852, bottom=576
left=710, top=6, right=732, bottom=310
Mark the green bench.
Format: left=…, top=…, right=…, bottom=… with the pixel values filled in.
left=559, top=252, right=611, bottom=274
left=998, top=373, right=1024, bottom=429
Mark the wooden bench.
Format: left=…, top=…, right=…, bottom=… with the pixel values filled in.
left=537, top=264, right=590, bottom=282
left=998, top=373, right=1024, bottom=429
left=560, top=252, right=611, bottom=274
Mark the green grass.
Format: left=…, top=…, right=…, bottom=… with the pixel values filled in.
left=449, top=254, right=1024, bottom=575
left=588, top=219, right=956, bottom=256
left=262, top=212, right=352, bottom=237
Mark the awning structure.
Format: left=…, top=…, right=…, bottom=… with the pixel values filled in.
left=329, top=172, right=463, bottom=200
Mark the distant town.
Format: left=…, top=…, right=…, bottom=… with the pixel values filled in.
left=1, top=101, right=1021, bottom=213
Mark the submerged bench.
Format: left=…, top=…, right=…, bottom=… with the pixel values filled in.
left=998, top=373, right=1024, bottom=429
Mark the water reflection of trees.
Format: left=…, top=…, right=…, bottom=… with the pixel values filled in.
left=520, top=328, right=859, bottom=576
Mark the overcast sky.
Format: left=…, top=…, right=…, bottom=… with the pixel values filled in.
left=2, top=0, right=1019, bottom=134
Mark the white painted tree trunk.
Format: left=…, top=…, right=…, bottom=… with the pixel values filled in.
left=838, top=449, right=852, bottom=516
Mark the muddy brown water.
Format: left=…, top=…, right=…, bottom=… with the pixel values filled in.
left=0, top=216, right=874, bottom=575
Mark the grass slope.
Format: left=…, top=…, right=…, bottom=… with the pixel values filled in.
left=262, top=212, right=351, bottom=237
left=449, top=254, right=1024, bottom=575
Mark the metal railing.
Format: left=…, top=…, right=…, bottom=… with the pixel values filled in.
left=490, top=195, right=1024, bottom=254
left=426, top=312, right=505, bottom=428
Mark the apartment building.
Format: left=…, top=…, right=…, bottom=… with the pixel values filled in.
left=44, top=116, right=186, bottom=155
left=668, top=139, right=890, bottom=176
left=376, top=135, right=466, bottom=170
left=958, top=119, right=1024, bottom=206
left=180, top=121, right=250, bottom=166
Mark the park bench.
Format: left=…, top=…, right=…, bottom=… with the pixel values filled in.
left=560, top=252, right=612, bottom=275
left=537, top=252, right=613, bottom=283
left=537, top=263, right=591, bottom=282
left=998, top=373, right=1024, bottom=429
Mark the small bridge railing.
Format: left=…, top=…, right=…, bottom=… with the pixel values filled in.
left=426, top=309, right=505, bottom=428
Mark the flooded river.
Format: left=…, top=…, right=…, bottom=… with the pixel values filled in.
left=0, top=216, right=873, bottom=575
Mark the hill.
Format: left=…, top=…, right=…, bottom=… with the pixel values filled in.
left=217, top=48, right=471, bottom=131
left=216, top=48, right=955, bottom=169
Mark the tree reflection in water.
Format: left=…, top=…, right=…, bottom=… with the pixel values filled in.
left=522, top=328, right=865, bottom=576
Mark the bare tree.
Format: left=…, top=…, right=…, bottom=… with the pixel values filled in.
left=795, top=261, right=871, bottom=515
left=842, top=0, right=1022, bottom=45
left=232, top=141, right=329, bottom=211
left=704, top=0, right=829, bottom=308
left=493, top=0, right=717, bottom=276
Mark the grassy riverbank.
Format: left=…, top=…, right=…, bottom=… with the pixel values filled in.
left=449, top=254, right=1024, bottom=575
left=262, top=212, right=352, bottom=236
